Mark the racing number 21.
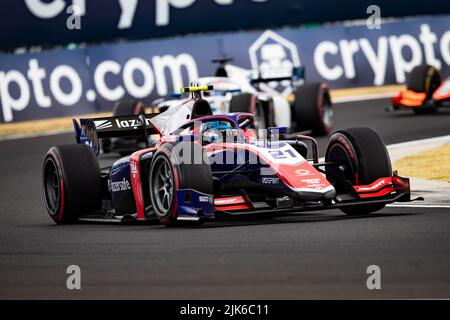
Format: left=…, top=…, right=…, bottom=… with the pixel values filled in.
left=268, top=149, right=297, bottom=159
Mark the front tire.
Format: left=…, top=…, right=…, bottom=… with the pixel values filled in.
left=43, top=144, right=102, bottom=224
left=149, top=142, right=213, bottom=226
left=325, top=127, right=392, bottom=215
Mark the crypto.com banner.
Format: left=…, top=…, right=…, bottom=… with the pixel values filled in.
left=3, top=0, right=450, bottom=50
left=1, top=15, right=450, bottom=123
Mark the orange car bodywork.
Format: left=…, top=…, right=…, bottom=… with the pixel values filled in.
left=392, top=77, right=450, bottom=109
left=392, top=90, right=427, bottom=107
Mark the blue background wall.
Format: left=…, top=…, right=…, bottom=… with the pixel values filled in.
left=1, top=14, right=450, bottom=123
left=2, top=0, right=450, bottom=49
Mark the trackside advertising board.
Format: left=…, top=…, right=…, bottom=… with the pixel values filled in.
left=3, top=0, right=450, bottom=49
left=1, top=15, right=450, bottom=123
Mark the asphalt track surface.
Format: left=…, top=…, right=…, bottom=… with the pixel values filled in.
left=1, top=98, right=450, bottom=299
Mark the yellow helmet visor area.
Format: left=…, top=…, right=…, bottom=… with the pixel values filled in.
left=180, top=85, right=213, bottom=93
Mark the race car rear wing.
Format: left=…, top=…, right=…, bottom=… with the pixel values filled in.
left=250, top=66, right=305, bottom=85
left=72, top=113, right=160, bottom=155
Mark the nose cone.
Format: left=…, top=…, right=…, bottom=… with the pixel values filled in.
left=295, top=185, right=336, bottom=201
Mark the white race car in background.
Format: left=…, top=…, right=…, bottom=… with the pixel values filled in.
left=152, top=58, right=334, bottom=137
left=101, top=59, right=335, bottom=155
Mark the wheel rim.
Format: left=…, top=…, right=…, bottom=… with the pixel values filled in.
left=43, top=159, right=60, bottom=216
left=151, top=157, right=174, bottom=215
left=322, top=99, right=334, bottom=129
left=326, top=143, right=356, bottom=185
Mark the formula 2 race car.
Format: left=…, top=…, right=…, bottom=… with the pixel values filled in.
left=390, top=64, right=450, bottom=114
left=43, top=85, right=413, bottom=227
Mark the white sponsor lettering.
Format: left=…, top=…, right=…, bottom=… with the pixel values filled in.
left=262, top=177, right=279, bottom=184
left=93, top=60, right=125, bottom=101
left=114, top=117, right=152, bottom=129
left=312, top=23, right=449, bottom=85
left=156, top=0, right=196, bottom=26
left=294, top=169, right=312, bottom=176
left=25, top=0, right=86, bottom=21
left=215, top=198, right=239, bottom=205
left=152, top=54, right=199, bottom=96
left=301, top=178, right=322, bottom=184
left=27, top=59, right=51, bottom=108
left=389, top=34, right=423, bottom=83
left=356, top=179, right=386, bottom=192
left=117, top=0, right=138, bottom=29
left=257, top=143, right=303, bottom=166
left=359, top=38, right=388, bottom=86
left=199, top=196, right=211, bottom=203
left=94, top=54, right=198, bottom=101
left=156, top=0, right=267, bottom=26
left=123, top=58, right=155, bottom=98
left=420, top=24, right=441, bottom=69
left=25, top=0, right=267, bottom=29
left=49, top=65, right=83, bottom=106
left=3, top=22, right=450, bottom=123
left=130, top=161, right=138, bottom=179
left=25, top=0, right=69, bottom=19
left=0, top=70, right=31, bottom=122
left=108, top=178, right=131, bottom=192
left=339, top=39, right=359, bottom=79
left=314, top=41, right=343, bottom=81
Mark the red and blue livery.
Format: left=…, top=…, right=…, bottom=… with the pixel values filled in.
left=43, top=85, right=415, bottom=227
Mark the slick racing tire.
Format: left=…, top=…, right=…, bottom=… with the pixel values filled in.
left=229, top=93, right=269, bottom=131
left=406, top=64, right=441, bottom=95
left=43, top=144, right=102, bottom=224
left=149, top=142, right=213, bottom=226
left=406, top=65, right=441, bottom=114
left=294, top=83, right=333, bottom=136
left=325, top=127, right=392, bottom=215
left=113, top=100, right=145, bottom=116
left=101, top=100, right=145, bottom=154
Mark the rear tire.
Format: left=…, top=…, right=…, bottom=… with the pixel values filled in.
left=149, top=142, right=213, bottom=226
left=325, top=127, right=391, bottom=215
left=101, top=100, right=145, bottom=154
left=407, top=65, right=441, bottom=115
left=113, top=100, right=145, bottom=116
left=294, top=83, right=333, bottom=136
left=43, top=144, right=102, bottom=224
left=406, top=64, right=441, bottom=96
left=229, top=93, right=268, bottom=131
